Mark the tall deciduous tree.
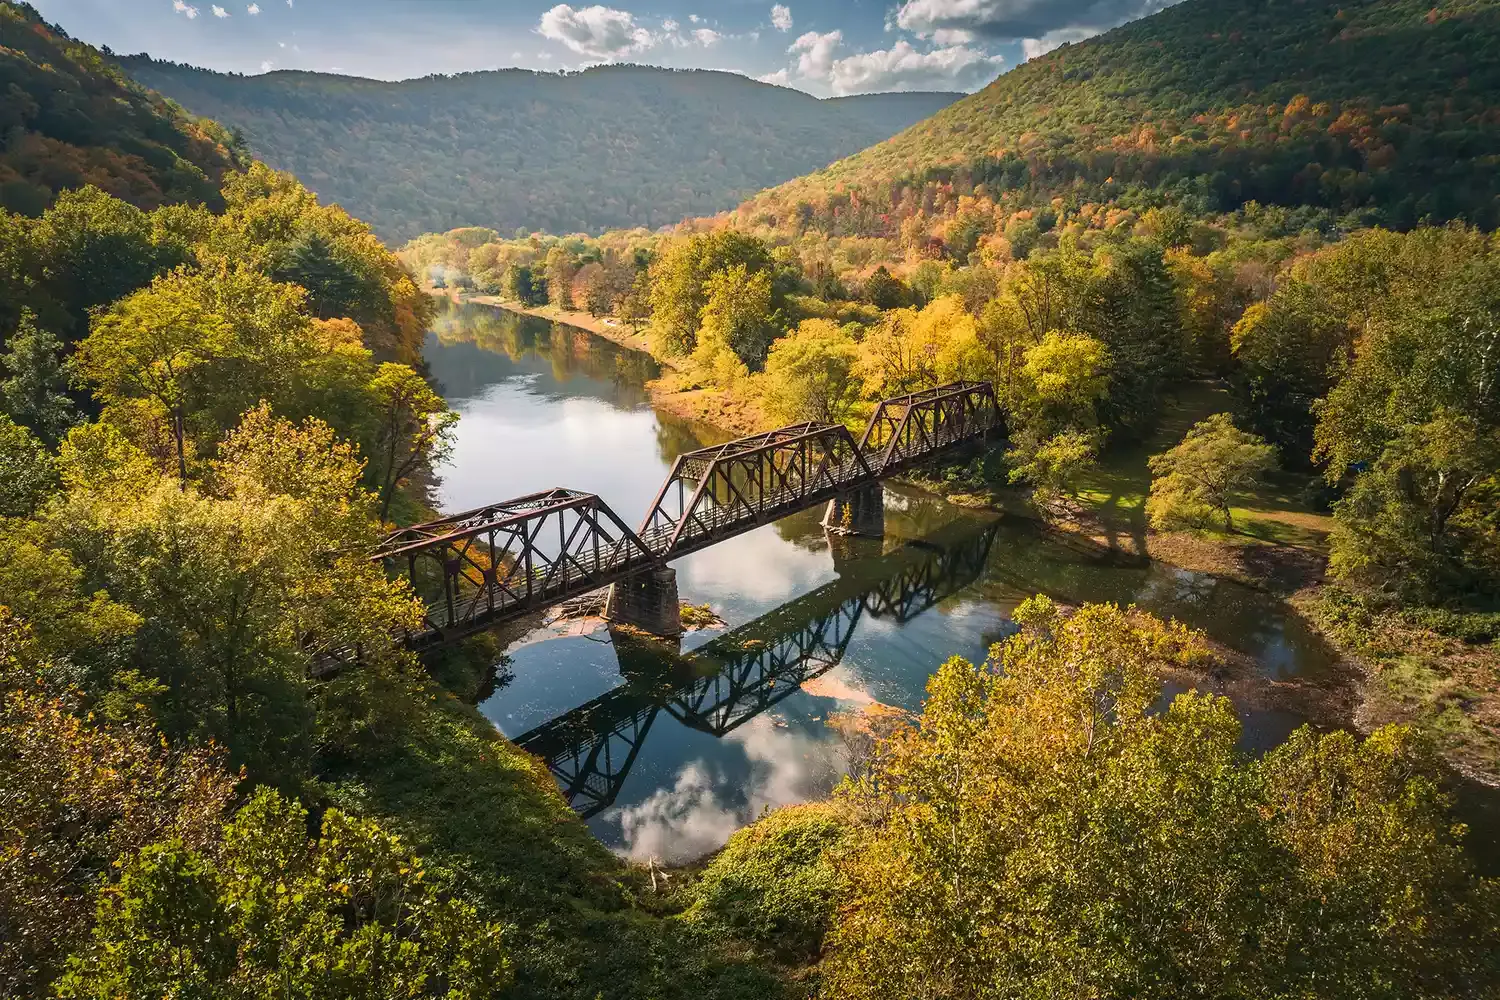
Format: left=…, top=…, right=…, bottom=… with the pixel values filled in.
left=0, top=610, right=236, bottom=997
left=760, top=319, right=860, bottom=425
left=1146, top=412, right=1276, bottom=531
left=57, top=788, right=510, bottom=1000
left=49, top=411, right=423, bottom=784
left=74, top=268, right=229, bottom=480
left=367, top=363, right=459, bottom=522
left=696, top=263, right=776, bottom=371
left=1, top=309, right=77, bottom=444
left=0, top=414, right=56, bottom=518
left=1312, top=233, right=1500, bottom=598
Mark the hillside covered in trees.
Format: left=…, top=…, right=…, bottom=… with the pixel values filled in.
left=0, top=2, right=237, bottom=217
left=727, top=0, right=1500, bottom=240
left=116, top=57, right=962, bottom=243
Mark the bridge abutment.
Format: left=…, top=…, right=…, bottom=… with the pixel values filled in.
left=605, top=568, right=683, bottom=637
left=823, top=482, right=885, bottom=538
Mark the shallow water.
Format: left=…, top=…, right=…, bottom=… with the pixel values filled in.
left=425, top=299, right=1348, bottom=862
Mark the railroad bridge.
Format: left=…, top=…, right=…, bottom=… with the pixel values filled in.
left=375, top=380, right=1000, bottom=648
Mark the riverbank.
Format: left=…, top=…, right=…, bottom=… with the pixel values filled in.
left=442, top=291, right=775, bottom=440
left=458, top=293, right=665, bottom=360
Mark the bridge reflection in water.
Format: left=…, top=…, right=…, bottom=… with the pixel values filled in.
left=512, top=517, right=1003, bottom=819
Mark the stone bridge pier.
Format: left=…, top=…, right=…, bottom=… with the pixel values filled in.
left=604, top=567, right=683, bottom=636
left=823, top=481, right=886, bottom=538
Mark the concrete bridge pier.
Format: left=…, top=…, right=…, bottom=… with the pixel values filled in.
left=604, top=568, right=683, bottom=637
left=823, top=482, right=886, bottom=538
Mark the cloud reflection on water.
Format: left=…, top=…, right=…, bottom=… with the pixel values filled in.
left=611, top=708, right=851, bottom=863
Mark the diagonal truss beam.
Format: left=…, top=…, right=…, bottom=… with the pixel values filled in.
left=368, top=383, right=1001, bottom=649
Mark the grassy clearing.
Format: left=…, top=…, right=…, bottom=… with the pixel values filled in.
left=1070, top=381, right=1333, bottom=590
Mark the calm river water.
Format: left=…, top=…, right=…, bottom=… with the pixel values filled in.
left=423, top=299, right=1350, bottom=862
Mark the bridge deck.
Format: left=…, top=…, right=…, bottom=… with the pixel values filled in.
left=375, top=380, right=1000, bottom=648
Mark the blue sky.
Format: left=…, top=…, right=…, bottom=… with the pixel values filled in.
left=31, top=0, right=1183, bottom=96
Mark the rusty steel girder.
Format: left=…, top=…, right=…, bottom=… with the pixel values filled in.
left=638, top=421, right=874, bottom=559
left=858, top=380, right=1000, bottom=475
left=375, top=488, right=658, bottom=646
left=363, top=382, right=1002, bottom=652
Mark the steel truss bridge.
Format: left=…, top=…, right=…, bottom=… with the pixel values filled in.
left=512, top=517, right=1003, bottom=819
left=375, top=381, right=1000, bottom=648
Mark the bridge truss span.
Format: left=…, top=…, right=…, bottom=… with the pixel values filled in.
left=640, top=421, right=873, bottom=559
left=376, top=488, right=659, bottom=647
left=859, top=380, right=1000, bottom=475
left=374, top=381, right=1002, bottom=647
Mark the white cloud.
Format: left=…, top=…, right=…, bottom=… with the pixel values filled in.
left=211, top=4, right=229, bottom=16
left=789, top=29, right=842, bottom=81
left=171, top=0, right=199, bottom=17
left=932, top=27, right=974, bottom=43
left=895, top=0, right=1185, bottom=41
left=692, top=27, right=723, bottom=46
left=537, top=4, right=656, bottom=60
left=1022, top=25, right=1095, bottom=58
left=260, top=59, right=273, bottom=71
left=246, top=2, right=259, bottom=13
left=662, top=17, right=679, bottom=33
left=688, top=13, right=701, bottom=23
left=770, top=3, right=793, bottom=32
left=757, top=68, right=790, bottom=86
left=827, top=39, right=1002, bottom=95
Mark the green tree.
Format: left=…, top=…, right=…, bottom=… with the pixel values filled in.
left=49, top=411, right=422, bottom=784
left=824, top=597, right=1500, bottom=999
left=1, top=309, right=77, bottom=444
left=861, top=265, right=907, bottom=310
left=28, top=186, right=187, bottom=342
left=544, top=245, right=577, bottom=310
left=271, top=230, right=382, bottom=324
left=760, top=319, right=860, bottom=424
left=1006, top=429, right=1097, bottom=509
left=0, top=610, right=235, bottom=997
left=57, top=789, right=511, bottom=1000
left=697, top=263, right=776, bottom=371
left=1312, top=236, right=1500, bottom=598
left=649, top=231, right=775, bottom=357
left=1146, top=412, right=1277, bottom=531
left=0, top=413, right=56, bottom=518
left=367, top=363, right=459, bottom=522
left=75, top=268, right=230, bottom=480
left=1004, top=331, right=1110, bottom=506
left=504, top=263, right=547, bottom=306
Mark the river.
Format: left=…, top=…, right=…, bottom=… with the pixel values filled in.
left=422, top=299, right=1359, bottom=863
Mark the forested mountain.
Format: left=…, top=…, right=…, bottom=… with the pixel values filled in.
left=0, top=3, right=236, bottom=216
left=115, top=57, right=962, bottom=243
left=729, top=0, right=1500, bottom=237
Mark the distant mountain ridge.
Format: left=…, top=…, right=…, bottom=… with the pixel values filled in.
left=728, top=0, right=1500, bottom=236
left=117, top=57, right=963, bottom=243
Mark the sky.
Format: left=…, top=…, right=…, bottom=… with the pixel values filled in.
left=30, top=0, right=1185, bottom=97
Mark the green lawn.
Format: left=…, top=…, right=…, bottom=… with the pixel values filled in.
left=1074, top=381, right=1333, bottom=555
